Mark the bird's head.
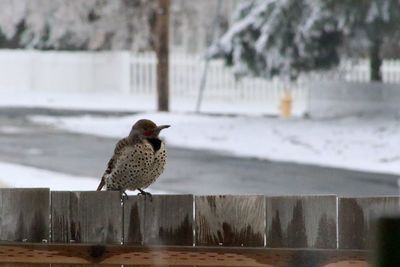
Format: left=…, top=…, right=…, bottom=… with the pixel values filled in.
left=129, top=119, right=170, bottom=139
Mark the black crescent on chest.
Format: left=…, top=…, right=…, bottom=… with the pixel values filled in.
left=146, top=138, right=162, bottom=152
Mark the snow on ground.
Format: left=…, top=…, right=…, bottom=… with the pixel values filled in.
left=0, top=91, right=302, bottom=116
left=0, top=161, right=169, bottom=193
left=30, top=112, right=400, bottom=175
left=0, top=161, right=97, bottom=190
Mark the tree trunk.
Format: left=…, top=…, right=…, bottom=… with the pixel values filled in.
left=369, top=40, right=382, bottom=82
left=155, top=0, right=170, bottom=111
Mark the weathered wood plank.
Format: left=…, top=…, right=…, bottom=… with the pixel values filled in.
left=123, top=195, right=144, bottom=245
left=0, top=188, right=49, bottom=243
left=339, top=197, right=400, bottom=249
left=0, top=265, right=50, bottom=267
left=266, top=195, right=337, bottom=249
left=51, top=191, right=123, bottom=244
left=195, top=195, right=265, bottom=246
left=0, top=243, right=369, bottom=266
left=51, top=191, right=70, bottom=243
left=143, top=195, right=193, bottom=245
left=123, top=195, right=193, bottom=246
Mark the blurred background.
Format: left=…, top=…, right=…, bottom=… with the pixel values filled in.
left=0, top=0, right=399, bottom=196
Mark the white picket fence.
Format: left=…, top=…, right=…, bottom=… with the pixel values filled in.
left=337, top=59, right=400, bottom=83
left=131, top=52, right=309, bottom=115
left=130, top=53, right=400, bottom=115
left=1, top=50, right=398, bottom=116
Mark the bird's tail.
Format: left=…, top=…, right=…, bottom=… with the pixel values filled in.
left=96, top=177, right=105, bottom=191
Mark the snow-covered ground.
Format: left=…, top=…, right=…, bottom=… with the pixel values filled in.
left=0, top=161, right=168, bottom=193
left=0, top=161, right=96, bottom=190
left=30, top=112, right=400, bottom=175
left=0, top=91, right=289, bottom=115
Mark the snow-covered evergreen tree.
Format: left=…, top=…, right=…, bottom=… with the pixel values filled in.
left=331, top=0, right=400, bottom=81
left=210, top=0, right=400, bottom=81
left=0, top=0, right=156, bottom=51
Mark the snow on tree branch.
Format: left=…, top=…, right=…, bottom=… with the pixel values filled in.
left=209, top=0, right=400, bottom=81
left=0, top=0, right=157, bottom=51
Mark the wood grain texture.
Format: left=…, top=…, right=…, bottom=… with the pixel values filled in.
left=0, top=243, right=369, bottom=266
left=123, top=195, right=144, bottom=245
left=143, top=194, right=193, bottom=245
left=0, top=188, right=49, bottom=242
left=0, top=265, right=50, bottom=267
left=51, top=191, right=70, bottom=243
left=266, top=195, right=337, bottom=249
left=51, top=191, right=122, bottom=244
left=195, top=195, right=265, bottom=246
left=123, top=195, right=193, bottom=246
left=339, top=196, right=400, bottom=249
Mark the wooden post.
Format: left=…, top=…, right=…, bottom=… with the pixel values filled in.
left=155, top=0, right=170, bottom=112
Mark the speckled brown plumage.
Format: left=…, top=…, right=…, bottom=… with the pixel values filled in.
left=97, top=119, right=169, bottom=195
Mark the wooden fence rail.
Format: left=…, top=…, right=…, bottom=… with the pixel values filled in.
left=0, top=188, right=399, bottom=266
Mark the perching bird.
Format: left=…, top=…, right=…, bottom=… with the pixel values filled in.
left=96, top=119, right=170, bottom=198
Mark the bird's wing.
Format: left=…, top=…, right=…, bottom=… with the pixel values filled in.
left=97, top=138, right=131, bottom=191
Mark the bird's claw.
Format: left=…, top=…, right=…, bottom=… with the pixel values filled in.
left=137, top=188, right=152, bottom=201
left=120, top=190, right=129, bottom=200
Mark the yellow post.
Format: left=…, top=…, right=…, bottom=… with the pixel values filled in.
left=279, top=91, right=292, bottom=118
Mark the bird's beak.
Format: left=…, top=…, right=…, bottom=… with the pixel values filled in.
left=157, top=125, right=171, bottom=131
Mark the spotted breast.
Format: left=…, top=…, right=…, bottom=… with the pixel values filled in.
left=104, top=138, right=167, bottom=191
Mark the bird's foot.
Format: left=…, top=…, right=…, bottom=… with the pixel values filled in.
left=120, top=190, right=129, bottom=201
left=137, top=188, right=152, bottom=201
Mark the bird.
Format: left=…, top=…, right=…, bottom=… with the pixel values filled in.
left=96, top=119, right=170, bottom=199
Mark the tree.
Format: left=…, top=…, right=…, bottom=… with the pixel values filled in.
left=155, top=0, right=170, bottom=112
left=0, top=0, right=156, bottom=51
left=209, top=0, right=400, bottom=81
left=331, top=0, right=400, bottom=81
left=0, top=0, right=170, bottom=111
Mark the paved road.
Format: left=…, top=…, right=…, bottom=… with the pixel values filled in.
left=0, top=108, right=398, bottom=196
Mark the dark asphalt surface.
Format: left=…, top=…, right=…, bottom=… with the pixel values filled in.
left=0, top=108, right=398, bottom=196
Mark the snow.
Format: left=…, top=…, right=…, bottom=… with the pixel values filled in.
left=0, top=0, right=154, bottom=51
left=0, top=161, right=97, bottom=190
left=0, top=126, right=30, bottom=134
left=0, top=161, right=169, bottom=194
left=30, top=112, right=400, bottom=176
left=211, top=0, right=400, bottom=79
left=0, top=91, right=293, bottom=116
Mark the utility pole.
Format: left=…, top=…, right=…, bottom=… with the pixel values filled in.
left=155, top=0, right=170, bottom=111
